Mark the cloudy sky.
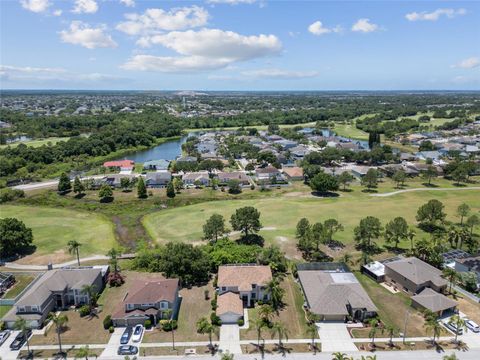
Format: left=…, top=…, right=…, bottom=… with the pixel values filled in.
left=0, top=0, right=479, bottom=90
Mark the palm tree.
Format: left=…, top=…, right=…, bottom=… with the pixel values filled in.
left=407, top=228, right=416, bottom=252
left=384, top=324, right=397, bottom=346
left=107, top=248, right=120, bottom=273
left=48, top=312, right=69, bottom=355
left=306, top=323, right=318, bottom=353
left=331, top=352, right=349, bottom=360
left=424, top=311, right=442, bottom=344
left=368, top=319, right=379, bottom=347
left=196, top=317, right=218, bottom=349
left=220, top=352, right=234, bottom=360
left=67, top=240, right=82, bottom=267
left=251, top=318, right=265, bottom=348
left=266, top=278, right=285, bottom=311
left=270, top=321, right=289, bottom=347
left=14, top=317, right=31, bottom=355
left=442, top=267, right=459, bottom=294
left=258, top=304, right=274, bottom=324
left=75, top=345, right=94, bottom=360
left=443, top=353, right=458, bottom=360
left=448, top=315, right=467, bottom=343
left=164, top=309, right=175, bottom=350
left=81, top=284, right=98, bottom=311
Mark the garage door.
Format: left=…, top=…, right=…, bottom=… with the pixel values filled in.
left=220, top=312, right=241, bottom=324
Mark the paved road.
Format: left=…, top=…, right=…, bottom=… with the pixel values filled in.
left=12, top=175, right=107, bottom=191
left=370, top=186, right=480, bottom=197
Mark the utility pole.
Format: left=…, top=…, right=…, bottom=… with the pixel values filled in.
left=403, top=308, right=410, bottom=344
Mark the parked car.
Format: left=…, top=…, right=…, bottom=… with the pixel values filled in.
left=10, top=329, right=32, bottom=350
left=131, top=325, right=143, bottom=342
left=0, top=330, right=10, bottom=346
left=444, top=321, right=463, bottom=335
left=466, top=319, right=480, bottom=333
left=117, top=345, right=138, bottom=355
left=120, top=326, right=133, bottom=344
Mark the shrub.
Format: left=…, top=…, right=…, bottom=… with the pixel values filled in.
left=103, top=315, right=113, bottom=330
left=0, top=188, right=25, bottom=203
left=250, top=184, right=255, bottom=190
left=144, top=320, right=152, bottom=329
left=210, top=299, right=217, bottom=311
left=109, top=326, right=114, bottom=333
left=79, top=305, right=90, bottom=317
left=210, top=312, right=222, bottom=326
left=107, top=272, right=125, bottom=287
left=160, top=319, right=177, bottom=332
left=237, top=319, right=244, bottom=326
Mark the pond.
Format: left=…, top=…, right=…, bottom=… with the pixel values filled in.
left=116, top=136, right=188, bottom=163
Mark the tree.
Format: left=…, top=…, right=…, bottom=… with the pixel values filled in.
left=416, top=199, right=446, bottom=228
left=67, top=240, right=82, bottom=267
left=166, top=181, right=176, bottom=198
left=252, top=317, right=265, bottom=348
left=270, top=321, right=289, bottom=347
left=310, top=222, right=325, bottom=251
left=14, top=317, right=31, bottom=355
left=196, top=317, right=218, bottom=349
left=203, top=214, right=228, bottom=243
left=323, top=219, right=344, bottom=246
left=451, top=166, right=468, bottom=185
left=447, top=226, right=462, bottom=249
left=58, top=172, right=71, bottom=193
left=368, top=319, right=379, bottom=346
left=81, top=284, right=98, bottom=312
left=309, top=172, right=339, bottom=194
left=106, top=248, right=124, bottom=287
left=392, top=170, right=407, bottom=188
left=163, top=309, right=176, bottom=350
left=230, top=206, right=262, bottom=238
left=0, top=217, right=33, bottom=258
left=120, top=177, right=131, bottom=192
left=361, top=169, right=378, bottom=190
left=227, top=179, right=242, bottom=194
left=407, top=228, right=416, bottom=251
left=443, top=353, right=459, bottom=360
left=266, top=278, right=285, bottom=311
left=220, top=352, right=234, bottom=360
left=73, top=176, right=85, bottom=196
left=422, top=165, right=438, bottom=185
left=137, top=177, right=147, bottom=199
left=75, top=345, right=94, bottom=360
left=296, top=218, right=311, bottom=240
left=258, top=304, right=274, bottom=325
left=337, top=172, right=355, bottom=191
left=457, top=203, right=470, bottom=226
left=331, top=352, right=350, bottom=360
left=384, top=217, right=408, bottom=250
left=98, top=184, right=113, bottom=202
left=173, top=177, right=183, bottom=193
left=354, top=216, right=383, bottom=252
left=306, top=323, right=318, bottom=353
left=442, top=267, right=459, bottom=294
left=48, top=312, right=69, bottom=354
left=448, top=315, right=467, bottom=343
left=466, top=214, right=480, bottom=236
left=424, top=310, right=442, bottom=344
left=384, top=324, right=397, bottom=346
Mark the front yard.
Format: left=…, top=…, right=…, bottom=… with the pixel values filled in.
left=240, top=275, right=313, bottom=340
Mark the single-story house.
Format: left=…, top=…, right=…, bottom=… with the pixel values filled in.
left=143, top=159, right=170, bottom=171
left=411, top=288, right=457, bottom=316
left=103, top=174, right=137, bottom=188
left=176, top=156, right=197, bottom=163
left=182, top=171, right=210, bottom=186
left=217, top=171, right=250, bottom=186
left=216, top=291, right=244, bottom=324
left=145, top=171, right=172, bottom=188
left=112, top=278, right=179, bottom=327
left=297, top=263, right=377, bottom=322
left=217, top=264, right=272, bottom=308
left=455, top=255, right=480, bottom=288
left=103, top=160, right=135, bottom=171
left=384, top=257, right=448, bottom=295
left=255, top=166, right=281, bottom=181
left=415, top=151, right=442, bottom=161
left=282, top=167, right=303, bottom=181
left=3, top=268, right=105, bottom=329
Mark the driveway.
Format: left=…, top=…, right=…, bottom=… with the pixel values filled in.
left=219, top=324, right=242, bottom=354
left=316, top=322, right=357, bottom=352
left=100, top=328, right=124, bottom=358
left=0, top=331, right=21, bottom=360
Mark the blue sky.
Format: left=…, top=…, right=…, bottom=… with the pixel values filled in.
left=1, top=0, right=479, bottom=90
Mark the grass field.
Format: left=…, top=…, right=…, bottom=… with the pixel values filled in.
left=143, top=185, right=480, bottom=259
left=2, top=274, right=35, bottom=299
left=0, top=305, right=12, bottom=318
left=0, top=205, right=116, bottom=264
left=0, top=137, right=70, bottom=149
left=333, top=123, right=368, bottom=140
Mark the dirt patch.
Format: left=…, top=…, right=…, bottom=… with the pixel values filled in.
left=275, top=236, right=289, bottom=242
left=15, top=250, right=71, bottom=265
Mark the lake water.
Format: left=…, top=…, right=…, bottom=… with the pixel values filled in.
left=116, top=136, right=188, bottom=163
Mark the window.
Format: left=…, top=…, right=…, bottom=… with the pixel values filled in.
left=127, top=304, right=134, bottom=310
left=251, top=293, right=256, bottom=299
left=31, top=306, right=38, bottom=312
left=221, top=287, right=226, bottom=291
left=252, top=284, right=256, bottom=289
left=18, top=306, right=26, bottom=313
left=160, top=302, right=168, bottom=309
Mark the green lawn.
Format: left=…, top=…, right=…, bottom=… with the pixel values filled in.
left=0, top=137, right=70, bottom=149
left=143, top=187, right=480, bottom=258
left=0, top=205, right=116, bottom=264
left=0, top=305, right=12, bottom=318
left=333, top=123, right=368, bottom=140
left=2, top=274, right=35, bottom=299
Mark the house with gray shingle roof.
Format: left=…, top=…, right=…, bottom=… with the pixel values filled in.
left=411, top=288, right=457, bottom=316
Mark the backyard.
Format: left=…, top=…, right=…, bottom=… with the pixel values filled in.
left=1, top=274, right=36, bottom=299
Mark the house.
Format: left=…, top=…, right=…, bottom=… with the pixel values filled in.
left=297, top=263, right=377, bottom=321
left=0, top=273, right=15, bottom=294
left=103, top=174, right=137, bottom=188
left=217, top=264, right=272, bottom=309
left=361, top=261, right=386, bottom=282
left=145, top=171, right=172, bottom=188
left=415, top=151, right=442, bottom=161
left=143, top=159, right=170, bottom=171
left=216, top=171, right=250, bottom=186
left=384, top=257, right=448, bottom=295
left=282, top=167, right=303, bottom=181
left=411, top=288, right=457, bottom=316
left=255, top=166, right=281, bottom=181
left=112, top=278, right=179, bottom=327
left=274, top=139, right=298, bottom=150
left=103, top=160, right=135, bottom=171
left=3, top=268, right=104, bottom=329
left=182, top=171, right=210, bottom=186
left=176, top=156, right=197, bottom=163
left=455, top=255, right=480, bottom=288
left=216, top=292, right=244, bottom=324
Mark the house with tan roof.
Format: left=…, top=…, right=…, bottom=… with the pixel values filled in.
left=216, top=264, right=272, bottom=323
left=112, top=277, right=179, bottom=327
left=282, top=166, right=303, bottom=181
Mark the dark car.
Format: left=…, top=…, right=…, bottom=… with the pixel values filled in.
left=10, top=329, right=32, bottom=350
left=117, top=345, right=138, bottom=355
left=120, top=326, right=133, bottom=345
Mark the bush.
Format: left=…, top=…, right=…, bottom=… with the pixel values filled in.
left=107, top=272, right=125, bottom=287
left=210, top=299, right=217, bottom=311
left=250, top=184, right=255, bottom=190
left=103, top=315, right=113, bottom=330
left=0, top=188, right=25, bottom=203
left=160, top=319, right=178, bottom=332
left=144, top=320, right=152, bottom=329
left=109, top=326, right=114, bottom=333
left=210, top=312, right=222, bottom=326
left=79, top=305, right=90, bottom=317
left=237, top=318, right=244, bottom=326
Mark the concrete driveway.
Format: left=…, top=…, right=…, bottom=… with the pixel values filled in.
left=100, top=328, right=125, bottom=358
left=316, top=322, right=357, bottom=352
left=0, top=331, right=21, bottom=360
left=219, top=324, right=242, bottom=354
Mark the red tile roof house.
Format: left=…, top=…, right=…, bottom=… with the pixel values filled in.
left=112, top=278, right=179, bottom=327
left=216, top=265, right=272, bottom=324
left=103, top=160, right=135, bottom=172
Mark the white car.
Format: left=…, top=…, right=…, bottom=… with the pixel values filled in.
left=0, top=330, right=10, bottom=346
left=466, top=319, right=480, bottom=333
left=131, top=325, right=143, bottom=343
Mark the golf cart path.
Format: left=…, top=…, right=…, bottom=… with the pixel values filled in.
left=3, top=255, right=110, bottom=271
left=370, top=186, right=480, bottom=197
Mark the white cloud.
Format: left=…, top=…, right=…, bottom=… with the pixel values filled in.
left=53, top=9, right=62, bottom=16
left=120, top=0, right=135, bottom=7
left=241, top=68, right=319, bottom=79
left=351, top=18, right=379, bottom=33
left=452, top=57, right=480, bottom=69
left=59, top=21, right=117, bottom=49
left=72, top=0, right=98, bottom=14
left=116, top=6, right=209, bottom=35
left=206, top=0, right=257, bottom=4
left=405, top=8, right=466, bottom=22
left=122, top=28, right=282, bottom=73
left=20, top=0, right=51, bottom=13
left=308, top=21, right=342, bottom=36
